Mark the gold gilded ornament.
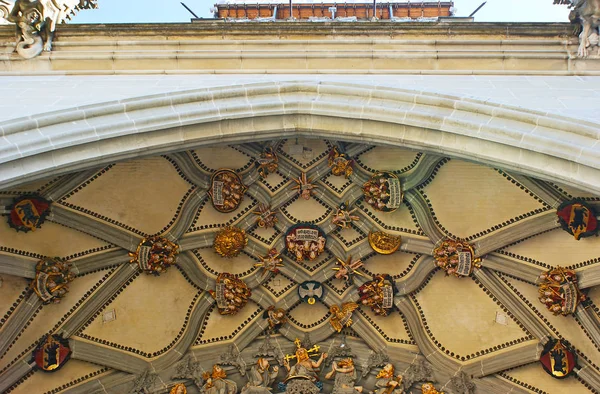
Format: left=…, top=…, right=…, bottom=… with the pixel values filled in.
left=332, top=202, right=360, bottom=229
left=256, top=146, right=279, bottom=178
left=210, top=273, right=252, bottom=315
left=422, top=383, right=444, bottom=394
left=209, top=169, right=248, bottom=213
left=129, top=236, right=179, bottom=276
left=31, top=258, right=75, bottom=304
left=362, top=171, right=402, bottom=212
left=170, top=383, right=187, bottom=394
left=329, top=302, right=359, bottom=332
left=368, top=231, right=402, bottom=255
left=253, top=203, right=278, bottom=228
left=214, top=226, right=248, bottom=258
left=333, top=256, right=366, bottom=282
left=538, top=266, right=586, bottom=316
left=328, top=146, right=354, bottom=178
left=433, top=239, right=481, bottom=278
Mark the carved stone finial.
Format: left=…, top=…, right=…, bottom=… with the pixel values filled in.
left=129, top=369, right=158, bottom=394
left=360, top=349, right=390, bottom=378
left=31, top=257, right=75, bottom=304
left=254, top=331, right=285, bottom=366
left=220, top=344, right=247, bottom=376
left=448, top=371, right=476, bottom=394
left=172, top=355, right=204, bottom=388
left=402, top=359, right=435, bottom=389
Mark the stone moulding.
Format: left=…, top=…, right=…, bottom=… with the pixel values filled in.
left=0, top=81, right=598, bottom=195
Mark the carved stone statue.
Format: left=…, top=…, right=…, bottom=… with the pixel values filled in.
left=371, top=363, right=404, bottom=394
left=555, top=0, right=600, bottom=57
left=280, top=338, right=328, bottom=394
left=241, top=358, right=279, bottom=394
left=325, top=358, right=364, bottom=394
left=201, top=365, right=237, bottom=394
left=6, top=0, right=97, bottom=59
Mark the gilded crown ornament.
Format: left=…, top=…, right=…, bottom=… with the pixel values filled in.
left=31, top=257, right=75, bottom=304
left=328, top=146, right=354, bottom=178
left=214, top=226, right=248, bottom=258
left=538, top=266, right=586, bottom=316
left=129, top=236, right=179, bottom=276
left=368, top=231, right=402, bottom=255
left=209, top=169, right=248, bottom=213
left=210, top=273, right=252, bottom=315
left=362, top=171, right=402, bottom=212
left=433, top=239, right=481, bottom=277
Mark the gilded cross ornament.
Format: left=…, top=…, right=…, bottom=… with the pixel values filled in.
left=538, top=266, right=586, bottom=316
left=253, top=203, right=278, bottom=228
left=333, top=256, right=365, bottom=282
left=254, top=248, right=283, bottom=277
left=256, top=146, right=279, bottom=178
left=292, top=172, right=318, bottom=200
left=332, top=201, right=360, bottom=229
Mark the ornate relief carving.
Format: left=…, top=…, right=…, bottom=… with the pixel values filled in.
left=129, top=236, right=179, bottom=276
left=210, top=273, right=252, bottom=315
left=556, top=200, right=598, bottom=240
left=170, top=384, right=187, bottom=394
left=220, top=344, right=248, bottom=377
left=447, top=371, right=476, bottom=394
left=332, top=201, right=360, bottom=229
left=253, top=203, right=278, bottom=228
left=373, top=363, right=404, bottom=393
left=256, top=146, right=279, bottom=178
left=32, top=334, right=71, bottom=372
left=214, top=226, right=248, bottom=258
left=360, top=349, right=390, bottom=378
left=368, top=231, right=402, bottom=255
left=362, top=171, right=403, bottom=212
left=402, top=359, right=435, bottom=390
left=554, top=0, right=600, bottom=57
left=209, top=169, right=248, bottom=213
left=280, top=338, right=328, bottom=394
left=202, top=364, right=238, bottom=394
left=6, top=0, right=98, bottom=59
left=264, top=305, right=287, bottom=331
left=358, top=275, right=395, bottom=316
left=324, top=335, right=356, bottom=367
left=298, top=280, right=324, bottom=304
left=31, top=257, right=75, bottom=304
left=421, top=382, right=444, bottom=394
left=333, top=256, right=365, bottom=283
left=129, top=369, right=158, bottom=394
left=538, top=266, right=586, bottom=316
left=285, top=224, right=326, bottom=262
left=7, top=194, right=50, bottom=232
left=325, top=357, right=362, bottom=394
left=292, top=172, right=318, bottom=200
left=241, top=358, right=279, bottom=393
left=329, top=302, right=359, bottom=332
left=540, top=338, right=577, bottom=379
left=328, top=146, right=354, bottom=178
left=254, top=332, right=285, bottom=366
left=173, top=356, right=204, bottom=388
left=254, top=248, right=283, bottom=277
left=433, top=239, right=481, bottom=277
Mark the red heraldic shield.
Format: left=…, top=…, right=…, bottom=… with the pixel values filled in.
left=539, top=339, right=577, bottom=379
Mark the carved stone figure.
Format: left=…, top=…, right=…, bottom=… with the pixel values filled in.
left=280, top=338, right=328, bottom=394
left=328, top=146, right=354, bottom=178
left=421, top=383, right=444, bottom=394
left=332, top=202, right=360, bottom=229
left=210, top=273, right=252, bottom=315
left=372, top=364, right=404, bottom=394
left=201, top=365, right=237, bottom=394
left=264, top=305, right=287, bottom=331
left=555, top=0, right=600, bottom=57
left=325, top=358, right=364, bottom=394
left=254, top=248, right=283, bottom=277
left=256, top=146, right=279, bottom=178
left=241, top=358, right=279, bottom=394
left=333, top=256, right=365, bottom=283
left=292, top=172, right=318, bottom=200
left=31, top=257, right=75, bottom=304
left=538, top=266, right=586, bottom=316
left=7, top=0, right=97, bottom=59
left=329, top=302, right=359, bottom=333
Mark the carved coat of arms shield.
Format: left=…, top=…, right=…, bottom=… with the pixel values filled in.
left=7, top=195, right=50, bottom=232
left=557, top=200, right=598, bottom=240
left=539, top=339, right=577, bottom=379
left=32, top=335, right=71, bottom=372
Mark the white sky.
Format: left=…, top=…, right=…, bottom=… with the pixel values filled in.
left=70, top=0, right=571, bottom=23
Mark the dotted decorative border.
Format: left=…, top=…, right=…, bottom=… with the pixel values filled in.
left=357, top=308, right=415, bottom=345
left=276, top=139, right=333, bottom=170
left=63, top=245, right=117, bottom=262
left=258, top=170, right=291, bottom=194
left=43, top=367, right=111, bottom=394
left=286, top=300, right=331, bottom=329
left=248, top=223, right=282, bottom=246
left=264, top=273, right=297, bottom=298
left=355, top=151, right=423, bottom=175
left=161, top=155, right=196, bottom=185
left=192, top=249, right=260, bottom=278
left=497, top=364, right=548, bottom=394
left=195, top=303, right=262, bottom=345
left=58, top=201, right=146, bottom=237
left=58, top=165, right=114, bottom=202
left=78, top=290, right=202, bottom=358
left=4, top=369, right=36, bottom=393
left=549, top=182, right=600, bottom=202
left=0, top=267, right=117, bottom=375
left=414, top=158, right=451, bottom=190
left=190, top=146, right=255, bottom=174
left=320, top=173, right=353, bottom=195
left=0, top=288, right=30, bottom=330
left=279, top=195, right=333, bottom=225
left=324, top=277, right=352, bottom=296
left=187, top=196, right=257, bottom=233
left=361, top=253, right=422, bottom=280
left=356, top=198, right=424, bottom=236
left=330, top=223, right=366, bottom=249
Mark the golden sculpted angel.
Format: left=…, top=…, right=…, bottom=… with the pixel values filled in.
left=329, top=302, right=359, bottom=332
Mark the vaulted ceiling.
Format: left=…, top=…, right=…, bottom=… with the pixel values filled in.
left=0, top=139, right=599, bottom=394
